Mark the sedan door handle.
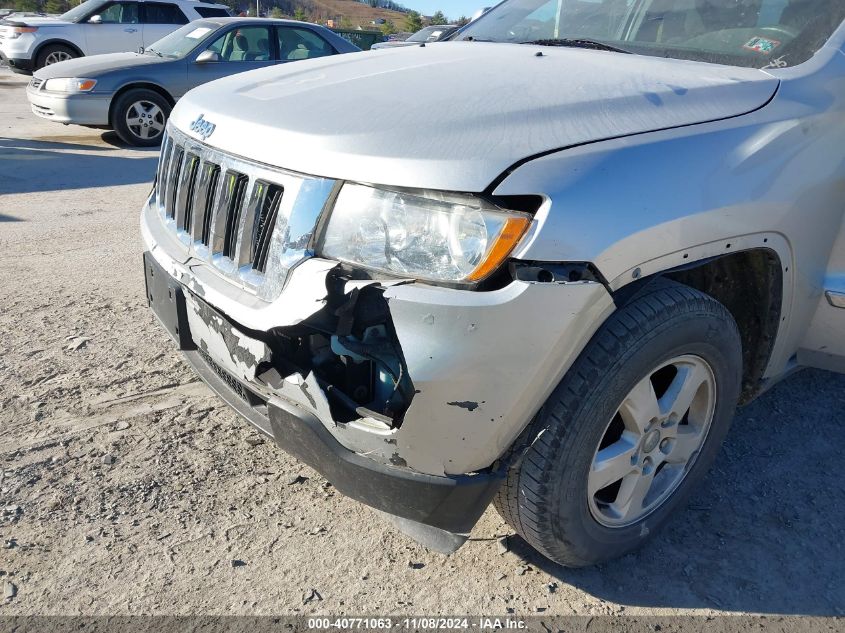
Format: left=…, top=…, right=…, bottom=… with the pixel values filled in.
left=124, top=27, right=137, bottom=32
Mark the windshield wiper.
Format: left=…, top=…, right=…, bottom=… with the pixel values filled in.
left=520, top=38, right=631, bottom=54
left=145, top=47, right=163, bottom=57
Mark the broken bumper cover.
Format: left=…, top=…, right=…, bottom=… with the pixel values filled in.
left=144, top=250, right=505, bottom=533
left=184, top=346, right=505, bottom=533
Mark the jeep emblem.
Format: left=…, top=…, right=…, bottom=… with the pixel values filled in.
left=189, top=114, right=216, bottom=141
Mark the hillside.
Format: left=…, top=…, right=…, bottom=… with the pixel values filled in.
left=310, top=0, right=408, bottom=24
left=266, top=0, right=410, bottom=28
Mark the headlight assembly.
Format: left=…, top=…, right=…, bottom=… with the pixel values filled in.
left=43, top=78, right=97, bottom=93
left=318, top=183, right=531, bottom=285
left=7, top=26, right=37, bottom=39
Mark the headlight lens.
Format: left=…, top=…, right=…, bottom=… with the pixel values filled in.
left=43, top=78, right=97, bottom=93
left=319, top=184, right=531, bottom=284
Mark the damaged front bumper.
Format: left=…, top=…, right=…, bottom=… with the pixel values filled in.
left=141, top=187, right=615, bottom=542
left=144, top=249, right=503, bottom=536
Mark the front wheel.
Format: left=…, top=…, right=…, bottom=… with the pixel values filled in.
left=494, top=279, right=742, bottom=567
left=35, top=44, right=79, bottom=70
left=111, top=88, right=170, bottom=147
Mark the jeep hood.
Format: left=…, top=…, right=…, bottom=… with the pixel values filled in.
left=34, top=52, right=168, bottom=80
left=170, top=42, right=779, bottom=192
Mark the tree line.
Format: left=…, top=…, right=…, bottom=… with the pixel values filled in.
left=4, top=0, right=467, bottom=33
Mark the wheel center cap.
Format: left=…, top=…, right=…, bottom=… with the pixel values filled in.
left=642, top=429, right=661, bottom=453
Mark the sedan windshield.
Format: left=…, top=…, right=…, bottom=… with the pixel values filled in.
left=456, top=0, right=845, bottom=69
left=59, top=0, right=106, bottom=22
left=407, top=25, right=453, bottom=42
left=144, top=21, right=219, bottom=58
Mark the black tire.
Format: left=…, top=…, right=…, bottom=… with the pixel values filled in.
left=35, top=43, right=78, bottom=70
left=494, top=278, right=742, bottom=567
left=110, top=88, right=171, bottom=147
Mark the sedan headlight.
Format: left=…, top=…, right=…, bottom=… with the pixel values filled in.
left=43, top=78, right=97, bottom=93
left=319, top=183, right=531, bottom=285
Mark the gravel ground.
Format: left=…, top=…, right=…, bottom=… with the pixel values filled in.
left=1, top=68, right=844, bottom=620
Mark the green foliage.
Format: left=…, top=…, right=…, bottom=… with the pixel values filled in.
left=455, top=15, right=469, bottom=26
left=379, top=20, right=396, bottom=35
left=429, top=10, right=447, bottom=25
left=293, top=6, right=307, bottom=20
left=43, top=0, right=67, bottom=13
left=13, top=0, right=39, bottom=11
left=269, top=5, right=283, bottom=18
left=403, top=9, right=422, bottom=33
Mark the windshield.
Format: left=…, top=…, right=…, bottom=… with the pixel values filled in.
left=456, top=0, right=845, bottom=69
left=59, top=0, right=106, bottom=22
left=145, top=21, right=219, bottom=58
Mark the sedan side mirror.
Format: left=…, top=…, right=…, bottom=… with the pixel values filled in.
left=195, top=50, right=220, bottom=64
left=88, top=14, right=102, bottom=23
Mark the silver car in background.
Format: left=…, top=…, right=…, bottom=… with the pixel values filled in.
left=26, top=18, right=360, bottom=146
left=371, top=25, right=459, bottom=50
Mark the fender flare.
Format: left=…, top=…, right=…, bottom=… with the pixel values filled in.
left=33, top=39, right=85, bottom=64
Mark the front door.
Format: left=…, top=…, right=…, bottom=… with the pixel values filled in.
left=188, top=25, right=275, bottom=89
left=83, top=1, right=143, bottom=54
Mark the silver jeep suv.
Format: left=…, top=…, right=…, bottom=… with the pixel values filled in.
left=141, top=0, right=845, bottom=566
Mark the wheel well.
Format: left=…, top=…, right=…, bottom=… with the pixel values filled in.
left=615, top=249, right=783, bottom=404
left=108, top=83, right=175, bottom=124
left=34, top=40, right=84, bottom=62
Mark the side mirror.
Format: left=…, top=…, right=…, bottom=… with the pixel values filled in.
left=88, top=14, right=102, bottom=23
left=195, top=50, right=220, bottom=64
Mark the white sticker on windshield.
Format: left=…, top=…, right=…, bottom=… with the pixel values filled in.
left=185, top=27, right=212, bottom=39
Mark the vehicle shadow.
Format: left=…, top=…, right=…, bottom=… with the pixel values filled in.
left=508, top=368, right=845, bottom=616
left=0, top=214, right=23, bottom=222
left=0, top=137, right=158, bottom=195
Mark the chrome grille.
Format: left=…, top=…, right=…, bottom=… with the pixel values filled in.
left=153, top=124, right=335, bottom=300
left=29, top=77, right=43, bottom=90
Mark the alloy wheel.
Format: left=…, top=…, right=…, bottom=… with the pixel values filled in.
left=125, top=100, right=165, bottom=141
left=587, top=354, right=717, bottom=527
left=44, top=50, right=72, bottom=65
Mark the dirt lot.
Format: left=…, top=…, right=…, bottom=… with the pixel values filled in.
left=1, top=67, right=844, bottom=620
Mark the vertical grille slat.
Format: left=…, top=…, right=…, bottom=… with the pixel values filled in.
left=253, top=185, right=283, bottom=272
left=201, top=166, right=221, bottom=246
left=221, top=172, right=248, bottom=259
left=177, top=154, right=200, bottom=233
left=155, top=136, right=173, bottom=214
left=191, top=162, right=220, bottom=245
left=165, top=148, right=184, bottom=220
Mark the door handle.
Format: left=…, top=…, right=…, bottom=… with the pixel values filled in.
left=124, top=27, right=137, bottom=32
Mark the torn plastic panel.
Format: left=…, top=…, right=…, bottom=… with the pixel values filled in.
left=184, top=264, right=417, bottom=437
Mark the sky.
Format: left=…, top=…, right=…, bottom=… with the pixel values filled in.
left=408, top=1, right=492, bottom=20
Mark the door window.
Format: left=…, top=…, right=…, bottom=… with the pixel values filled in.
left=194, top=6, right=230, bottom=17
left=277, top=27, right=334, bottom=60
left=94, top=1, right=140, bottom=23
left=206, top=26, right=272, bottom=61
left=143, top=2, right=188, bottom=24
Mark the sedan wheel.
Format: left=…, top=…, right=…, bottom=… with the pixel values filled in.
left=125, top=100, right=166, bottom=142
left=111, top=88, right=172, bottom=147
